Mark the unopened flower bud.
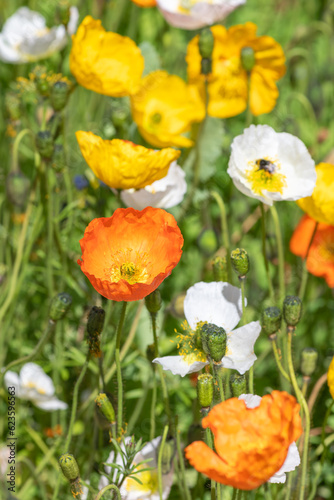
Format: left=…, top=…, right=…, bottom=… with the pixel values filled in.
left=36, top=130, right=54, bottom=159
left=50, top=81, right=71, bottom=111
left=6, top=170, right=30, bottom=208
left=241, top=46, right=255, bottom=72
left=159, top=436, right=176, bottom=474
left=261, top=307, right=282, bottom=336
left=199, top=28, right=214, bottom=60
left=197, top=373, right=214, bottom=408
left=198, top=229, right=218, bottom=256
left=212, top=256, right=228, bottom=282
left=230, top=373, right=247, bottom=397
left=146, top=343, right=156, bottom=363
left=51, top=144, right=66, bottom=172
left=59, top=454, right=80, bottom=482
left=231, top=248, right=249, bottom=277
left=87, top=306, right=105, bottom=336
left=300, top=348, right=318, bottom=377
left=283, top=296, right=302, bottom=327
left=5, top=92, right=21, bottom=121
left=95, top=393, right=116, bottom=424
left=49, top=292, right=72, bottom=321
left=145, top=289, right=162, bottom=315
left=201, top=323, right=227, bottom=362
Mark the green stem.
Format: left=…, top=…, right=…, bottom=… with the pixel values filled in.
left=203, top=410, right=216, bottom=500
left=260, top=203, right=275, bottom=303
left=270, top=205, right=285, bottom=303
left=298, top=222, right=318, bottom=301
left=287, top=330, right=311, bottom=500
left=175, top=421, right=192, bottom=500
left=150, top=367, right=157, bottom=441
left=95, top=484, right=122, bottom=500
left=211, top=191, right=232, bottom=283
left=270, top=336, right=291, bottom=383
left=115, top=301, right=127, bottom=435
left=284, top=472, right=293, bottom=500
left=158, top=425, right=169, bottom=500
left=214, top=364, right=225, bottom=402
left=11, top=128, right=34, bottom=171
left=46, top=164, right=54, bottom=297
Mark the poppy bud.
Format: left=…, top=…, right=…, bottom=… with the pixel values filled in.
left=201, top=323, right=227, bottom=363
left=51, top=144, right=66, bottom=172
left=145, top=289, right=162, bottom=315
left=230, top=373, right=247, bottom=397
left=49, top=292, right=72, bottom=321
left=261, top=307, right=282, bottom=336
left=50, top=81, right=71, bottom=111
left=36, top=130, right=54, bottom=159
left=59, top=454, right=79, bottom=482
left=95, top=393, right=116, bottom=424
left=212, top=256, right=228, bottom=282
left=283, top=296, right=302, bottom=327
left=300, top=348, right=318, bottom=377
left=231, top=248, right=249, bottom=278
left=87, top=306, right=105, bottom=336
left=241, top=46, right=256, bottom=72
left=199, top=28, right=214, bottom=60
left=6, top=171, right=30, bottom=208
left=159, top=436, right=176, bottom=474
left=197, top=373, right=214, bottom=408
left=5, top=92, right=21, bottom=121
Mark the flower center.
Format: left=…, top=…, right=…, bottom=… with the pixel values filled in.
left=151, top=112, right=162, bottom=124
left=174, top=321, right=208, bottom=364
left=125, top=465, right=158, bottom=494
left=246, top=157, right=287, bottom=196
left=179, top=0, right=213, bottom=13
left=109, top=248, right=150, bottom=285
left=319, top=240, right=334, bottom=262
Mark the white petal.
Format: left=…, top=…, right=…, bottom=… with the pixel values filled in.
left=4, top=371, right=22, bottom=397
left=67, top=6, right=79, bottom=35
left=184, top=281, right=243, bottom=331
left=268, top=442, right=300, bottom=483
left=238, top=393, right=262, bottom=408
left=20, top=363, right=55, bottom=397
left=222, top=321, right=261, bottom=374
left=34, top=397, right=68, bottom=411
left=153, top=356, right=208, bottom=377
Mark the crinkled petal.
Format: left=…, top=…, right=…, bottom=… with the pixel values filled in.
left=238, top=393, right=262, bottom=408
left=222, top=321, right=261, bottom=374
left=153, top=356, right=208, bottom=376
left=269, top=442, right=300, bottom=484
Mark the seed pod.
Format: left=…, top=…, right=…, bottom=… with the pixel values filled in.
left=35, top=130, right=54, bottom=159
left=145, top=289, right=162, bottom=314
left=197, top=373, right=214, bottom=408
left=59, top=454, right=79, bottom=482
left=201, top=323, right=227, bottom=362
left=261, top=307, right=282, bottom=336
left=50, top=81, right=71, bottom=111
left=241, top=46, right=255, bottom=72
left=212, top=256, right=228, bottom=282
left=283, top=296, right=302, bottom=327
left=6, top=171, right=30, bottom=208
left=300, top=348, right=318, bottom=377
left=95, top=393, right=116, bottom=424
left=49, top=293, right=72, bottom=321
left=230, top=373, right=247, bottom=397
left=231, top=248, right=249, bottom=277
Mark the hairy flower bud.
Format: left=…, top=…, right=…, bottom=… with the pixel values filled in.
left=212, top=256, right=228, bottom=282
left=50, top=80, right=71, bottom=111
left=230, top=373, right=247, bottom=397
left=145, top=289, right=162, bottom=315
left=59, top=454, right=80, bottom=482
left=197, top=373, right=214, bottom=408
left=198, top=28, right=214, bottom=73
left=283, top=296, right=302, bottom=327
left=95, top=393, right=116, bottom=424
left=201, top=323, right=227, bottom=362
left=241, top=46, right=256, bottom=72
left=261, top=307, right=282, bottom=336
left=300, top=348, right=318, bottom=377
left=159, top=436, right=176, bottom=474
left=231, top=248, right=250, bottom=277
left=36, top=130, right=54, bottom=159
left=6, top=170, right=30, bottom=208
left=49, top=292, right=72, bottom=321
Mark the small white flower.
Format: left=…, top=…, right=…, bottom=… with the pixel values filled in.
left=156, top=0, right=246, bottom=30
left=4, top=363, right=67, bottom=411
left=121, top=161, right=187, bottom=210
left=239, top=394, right=300, bottom=483
left=0, top=6, right=79, bottom=64
left=98, top=437, right=173, bottom=499
left=153, top=281, right=261, bottom=376
left=227, top=125, right=317, bottom=206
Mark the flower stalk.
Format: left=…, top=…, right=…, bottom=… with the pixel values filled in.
left=115, top=301, right=127, bottom=435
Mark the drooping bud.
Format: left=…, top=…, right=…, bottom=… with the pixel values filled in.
left=199, top=28, right=214, bottom=75
left=146, top=343, right=156, bottom=363
left=95, top=393, right=116, bottom=424
left=241, top=46, right=256, bottom=72
left=145, top=289, right=162, bottom=315
left=197, top=373, right=214, bottom=408
left=159, top=436, right=176, bottom=474
left=87, top=306, right=105, bottom=358
left=200, top=323, right=227, bottom=363
left=50, top=80, right=71, bottom=111
left=35, top=130, right=54, bottom=159
left=59, top=454, right=79, bottom=482
left=5, top=92, right=21, bottom=121
left=261, top=307, right=282, bottom=336
left=198, top=229, right=218, bottom=256
left=49, top=292, right=72, bottom=321
left=231, top=248, right=249, bottom=278
left=51, top=144, right=66, bottom=172
left=230, top=373, right=247, bottom=397
left=283, top=296, right=302, bottom=327
left=212, top=256, right=228, bottom=282
left=6, top=170, right=30, bottom=208
left=300, top=348, right=318, bottom=377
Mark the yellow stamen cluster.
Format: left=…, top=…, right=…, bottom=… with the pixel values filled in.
left=109, top=248, right=150, bottom=284
left=172, top=321, right=207, bottom=365
left=246, top=157, right=287, bottom=196
left=125, top=464, right=158, bottom=493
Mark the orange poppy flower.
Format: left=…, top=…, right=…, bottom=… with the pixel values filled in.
left=185, top=391, right=302, bottom=490
left=78, top=207, right=183, bottom=302
left=290, top=215, right=334, bottom=288
left=131, top=0, right=156, bottom=6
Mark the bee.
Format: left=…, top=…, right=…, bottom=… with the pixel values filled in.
left=255, top=159, right=276, bottom=174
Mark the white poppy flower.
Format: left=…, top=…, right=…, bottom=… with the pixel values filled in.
left=0, top=6, right=79, bottom=64
left=4, top=363, right=67, bottom=411
left=98, top=437, right=173, bottom=499
left=121, top=161, right=187, bottom=210
left=153, top=281, right=261, bottom=376
left=227, top=125, right=317, bottom=206
left=239, top=394, right=300, bottom=483
left=156, top=0, right=246, bottom=30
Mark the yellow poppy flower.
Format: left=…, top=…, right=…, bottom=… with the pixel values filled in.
left=130, top=71, right=205, bottom=148
left=70, top=16, right=144, bottom=97
left=297, top=163, right=334, bottom=225
left=76, top=131, right=181, bottom=190
left=328, top=356, right=334, bottom=399
left=186, top=23, right=285, bottom=118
